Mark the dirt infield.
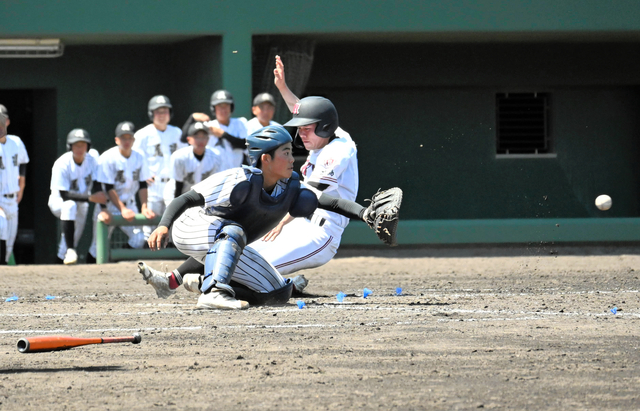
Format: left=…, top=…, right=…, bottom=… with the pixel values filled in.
left=1, top=245, right=640, bottom=410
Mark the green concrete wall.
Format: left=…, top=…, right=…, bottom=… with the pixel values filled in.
left=306, top=42, right=640, bottom=219
left=2, top=1, right=640, bottom=261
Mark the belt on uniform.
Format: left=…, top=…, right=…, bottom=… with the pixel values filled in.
left=2, top=193, right=15, bottom=199
left=306, top=215, right=326, bottom=227
left=160, top=178, right=170, bottom=183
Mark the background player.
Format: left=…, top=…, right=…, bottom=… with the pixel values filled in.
left=88, top=122, right=154, bottom=257
left=164, top=121, right=222, bottom=206
left=243, top=92, right=279, bottom=135
left=48, top=129, right=106, bottom=264
left=133, top=95, right=185, bottom=240
left=182, top=90, right=249, bottom=171
left=0, top=105, right=29, bottom=204
left=0, top=109, right=29, bottom=264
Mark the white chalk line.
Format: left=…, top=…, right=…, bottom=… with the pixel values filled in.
left=0, top=304, right=636, bottom=336
left=3, top=288, right=637, bottom=303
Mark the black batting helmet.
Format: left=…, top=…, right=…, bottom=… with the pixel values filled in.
left=66, top=128, right=91, bottom=151
left=246, top=125, right=292, bottom=167
left=147, top=95, right=173, bottom=121
left=284, top=96, right=338, bottom=147
left=210, top=90, right=234, bottom=114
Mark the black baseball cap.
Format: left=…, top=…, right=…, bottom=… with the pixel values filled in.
left=252, top=92, right=276, bottom=107
left=187, top=121, right=208, bottom=136
left=116, top=121, right=136, bottom=137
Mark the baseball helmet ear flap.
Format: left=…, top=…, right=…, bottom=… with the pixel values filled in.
left=210, top=90, right=235, bottom=115
left=66, top=128, right=92, bottom=151
left=147, top=95, right=173, bottom=122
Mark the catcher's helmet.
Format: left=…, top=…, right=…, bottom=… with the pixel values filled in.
left=66, top=128, right=91, bottom=151
left=210, top=90, right=235, bottom=114
left=147, top=95, right=173, bottom=121
left=246, top=125, right=292, bottom=167
left=284, top=96, right=338, bottom=140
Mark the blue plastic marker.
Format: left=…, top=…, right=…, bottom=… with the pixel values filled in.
left=296, top=300, right=306, bottom=309
left=395, top=287, right=402, bottom=296
left=611, top=307, right=617, bottom=314
left=336, top=292, right=347, bottom=302
left=5, top=294, right=18, bottom=302
left=45, top=295, right=56, bottom=300
left=363, top=288, right=372, bottom=298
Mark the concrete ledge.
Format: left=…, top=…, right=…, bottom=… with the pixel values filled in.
left=341, top=218, right=640, bottom=245
left=110, top=248, right=185, bottom=262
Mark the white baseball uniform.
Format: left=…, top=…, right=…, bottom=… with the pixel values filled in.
left=248, top=127, right=359, bottom=275
left=133, top=123, right=186, bottom=236
left=0, top=135, right=29, bottom=262
left=48, top=151, right=97, bottom=260
left=170, top=166, right=289, bottom=293
left=88, top=146, right=150, bottom=255
left=163, top=146, right=222, bottom=205
left=204, top=118, right=248, bottom=171
left=244, top=117, right=280, bottom=135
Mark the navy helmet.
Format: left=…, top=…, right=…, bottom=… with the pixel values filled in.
left=246, top=125, right=292, bottom=167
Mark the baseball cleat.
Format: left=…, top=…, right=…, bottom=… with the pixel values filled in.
left=291, top=275, right=309, bottom=295
left=137, top=262, right=176, bottom=299
left=63, top=248, right=78, bottom=265
left=196, top=289, right=249, bottom=310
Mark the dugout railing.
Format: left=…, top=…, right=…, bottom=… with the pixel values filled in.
left=96, top=214, right=183, bottom=264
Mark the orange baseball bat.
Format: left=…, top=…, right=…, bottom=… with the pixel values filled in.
left=17, top=333, right=141, bottom=353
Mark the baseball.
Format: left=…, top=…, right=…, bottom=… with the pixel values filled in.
left=595, top=194, right=612, bottom=211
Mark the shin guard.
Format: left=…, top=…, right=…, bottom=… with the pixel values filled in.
left=201, top=224, right=247, bottom=296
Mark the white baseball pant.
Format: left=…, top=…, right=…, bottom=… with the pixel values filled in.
left=48, top=196, right=89, bottom=260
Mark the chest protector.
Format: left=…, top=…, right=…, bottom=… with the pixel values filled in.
left=207, top=171, right=318, bottom=243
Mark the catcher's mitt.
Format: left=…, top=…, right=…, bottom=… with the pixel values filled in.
left=363, top=187, right=403, bottom=247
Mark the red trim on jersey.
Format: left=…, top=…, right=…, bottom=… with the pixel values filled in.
left=274, top=236, right=333, bottom=269
left=319, top=176, right=338, bottom=183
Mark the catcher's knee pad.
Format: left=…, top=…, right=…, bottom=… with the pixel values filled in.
left=230, top=279, right=293, bottom=306
left=201, top=224, right=247, bottom=296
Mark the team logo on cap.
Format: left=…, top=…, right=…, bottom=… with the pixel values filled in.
left=75, top=130, right=85, bottom=137
left=121, top=123, right=131, bottom=131
left=195, top=122, right=205, bottom=130
left=156, top=96, right=166, bottom=104
left=292, top=103, right=301, bottom=115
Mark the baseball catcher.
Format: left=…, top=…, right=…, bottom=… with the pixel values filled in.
left=140, top=125, right=403, bottom=309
